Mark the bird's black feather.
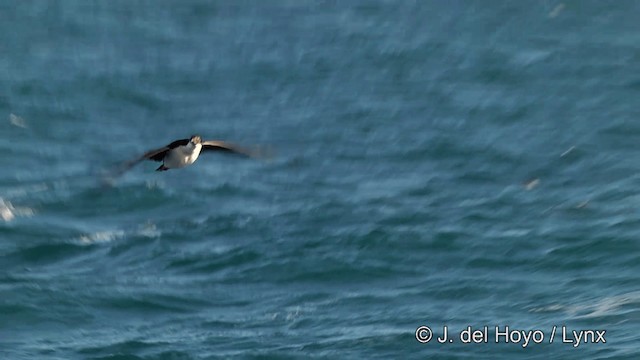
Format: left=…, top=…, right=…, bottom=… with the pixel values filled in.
left=147, top=139, right=189, bottom=161
left=147, top=149, right=169, bottom=162
left=166, top=139, right=189, bottom=149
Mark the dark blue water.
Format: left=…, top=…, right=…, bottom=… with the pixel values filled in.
left=1, top=1, right=639, bottom=359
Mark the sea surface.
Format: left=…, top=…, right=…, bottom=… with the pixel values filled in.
left=1, top=1, right=639, bottom=359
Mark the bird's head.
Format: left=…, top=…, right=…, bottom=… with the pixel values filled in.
left=190, top=135, right=202, bottom=145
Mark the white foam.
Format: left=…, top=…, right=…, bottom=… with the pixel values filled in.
left=77, top=230, right=125, bottom=245
left=137, top=222, right=161, bottom=238
left=530, top=291, right=640, bottom=319
left=0, top=197, right=35, bottom=222
left=0, top=198, right=15, bottom=221
left=549, top=3, right=565, bottom=18
left=574, top=291, right=640, bottom=319
left=75, top=222, right=163, bottom=245
left=9, top=113, right=27, bottom=128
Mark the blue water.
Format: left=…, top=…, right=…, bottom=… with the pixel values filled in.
left=1, top=1, right=639, bottom=359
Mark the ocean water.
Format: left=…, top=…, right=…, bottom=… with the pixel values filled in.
left=1, top=1, right=639, bottom=359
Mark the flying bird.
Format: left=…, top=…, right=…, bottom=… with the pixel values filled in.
left=119, top=135, right=257, bottom=173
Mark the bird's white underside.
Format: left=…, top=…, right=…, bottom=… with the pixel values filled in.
left=163, top=143, right=202, bottom=169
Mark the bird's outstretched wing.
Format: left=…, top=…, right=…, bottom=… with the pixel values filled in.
left=201, top=140, right=256, bottom=158
left=109, top=138, right=190, bottom=176
left=145, top=139, right=189, bottom=161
